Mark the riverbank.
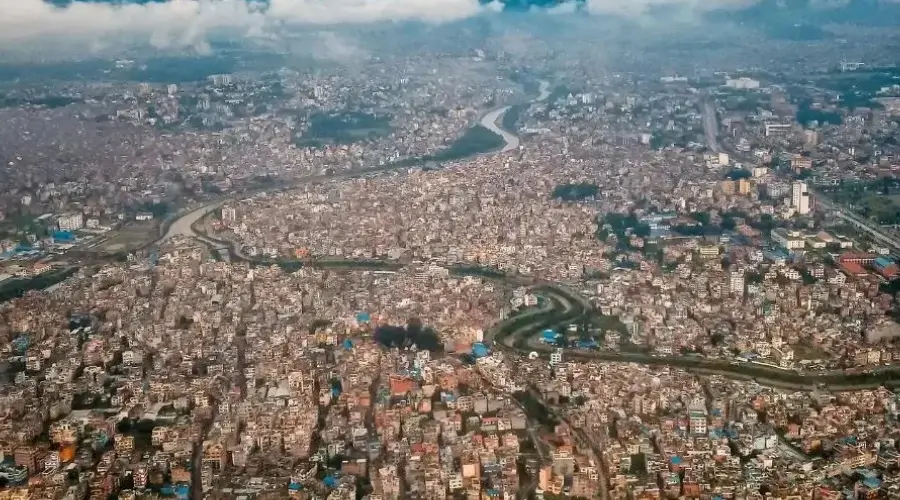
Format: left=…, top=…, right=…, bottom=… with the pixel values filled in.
left=161, top=79, right=550, bottom=245
left=491, top=286, right=900, bottom=392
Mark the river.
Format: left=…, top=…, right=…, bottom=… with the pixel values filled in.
left=478, top=79, right=552, bottom=154
left=160, top=79, right=552, bottom=243
left=480, top=106, right=519, bottom=153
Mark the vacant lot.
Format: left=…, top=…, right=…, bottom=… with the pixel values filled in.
left=82, top=222, right=158, bottom=254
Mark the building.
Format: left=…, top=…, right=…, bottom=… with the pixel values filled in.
left=221, top=207, right=237, bottom=224
left=771, top=229, right=806, bottom=250
left=804, top=129, right=820, bottom=147
left=790, top=155, right=812, bottom=172
left=873, top=257, right=899, bottom=279
left=719, top=180, right=736, bottom=195
left=752, top=166, right=768, bottom=178
left=729, top=271, right=745, bottom=295
left=765, top=122, right=792, bottom=137
left=725, top=77, right=760, bottom=90
left=689, top=411, right=708, bottom=436
left=737, top=178, right=751, bottom=195
left=549, top=348, right=563, bottom=366
left=791, top=181, right=810, bottom=215
left=57, top=213, right=84, bottom=232
left=698, top=245, right=720, bottom=258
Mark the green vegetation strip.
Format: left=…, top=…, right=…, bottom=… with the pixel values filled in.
left=0, top=267, right=79, bottom=303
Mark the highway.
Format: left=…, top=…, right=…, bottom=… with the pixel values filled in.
left=814, top=192, right=900, bottom=254
left=700, top=97, right=900, bottom=255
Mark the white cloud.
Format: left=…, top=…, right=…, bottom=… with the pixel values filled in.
left=583, top=0, right=758, bottom=16
left=1, top=0, right=886, bottom=57
left=0, top=0, right=485, bottom=53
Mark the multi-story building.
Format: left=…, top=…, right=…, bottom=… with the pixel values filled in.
left=57, top=213, right=84, bottom=232
left=791, top=181, right=810, bottom=215
left=729, top=271, right=745, bottom=295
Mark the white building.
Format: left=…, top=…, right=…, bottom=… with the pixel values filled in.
left=791, top=181, right=810, bottom=215
left=771, top=229, right=806, bottom=250
left=57, top=213, right=84, bottom=232
left=549, top=348, right=563, bottom=366
left=729, top=271, right=745, bottom=295
left=726, top=77, right=760, bottom=90
left=764, top=122, right=793, bottom=137
left=221, top=206, right=237, bottom=224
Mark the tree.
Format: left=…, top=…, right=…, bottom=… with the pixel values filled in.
left=632, top=223, right=652, bottom=238
left=690, top=211, right=711, bottom=225
left=552, top=183, right=600, bottom=201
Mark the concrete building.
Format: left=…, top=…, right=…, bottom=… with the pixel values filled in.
left=791, top=181, right=810, bottom=215
left=725, top=77, right=760, bottom=90
left=764, top=122, right=792, bottom=137
left=57, top=213, right=84, bottom=232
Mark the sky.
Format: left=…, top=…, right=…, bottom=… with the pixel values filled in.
left=0, top=0, right=891, bottom=57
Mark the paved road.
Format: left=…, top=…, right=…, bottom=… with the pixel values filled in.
left=815, top=192, right=900, bottom=253
left=701, top=99, right=721, bottom=154
left=699, top=95, right=900, bottom=255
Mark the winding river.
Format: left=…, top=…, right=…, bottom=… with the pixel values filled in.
left=161, top=79, right=552, bottom=242
left=152, top=79, right=900, bottom=391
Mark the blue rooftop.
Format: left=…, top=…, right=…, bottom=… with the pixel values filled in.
left=863, top=477, right=881, bottom=489
left=875, top=256, right=894, bottom=268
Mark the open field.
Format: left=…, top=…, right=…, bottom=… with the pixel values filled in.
left=80, top=222, right=158, bottom=254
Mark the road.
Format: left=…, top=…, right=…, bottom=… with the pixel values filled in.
left=700, top=96, right=900, bottom=255
left=814, top=192, right=900, bottom=254
left=493, top=286, right=900, bottom=392
left=701, top=99, right=721, bottom=154
left=159, top=79, right=551, bottom=246
left=164, top=83, right=900, bottom=395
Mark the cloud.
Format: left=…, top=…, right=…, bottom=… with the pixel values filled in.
left=2, top=0, right=890, bottom=58
left=582, top=0, right=757, bottom=16
left=0, top=0, right=485, bottom=54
